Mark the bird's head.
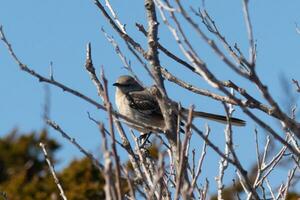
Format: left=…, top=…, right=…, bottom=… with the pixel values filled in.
left=113, top=75, right=144, bottom=93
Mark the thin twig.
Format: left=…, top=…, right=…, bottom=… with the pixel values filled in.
left=101, top=69, right=122, bottom=200
left=223, top=102, right=259, bottom=200
left=99, top=123, right=116, bottom=200
left=174, top=105, right=194, bottom=200
left=87, top=112, right=125, bottom=148
left=104, top=0, right=126, bottom=33
left=39, top=142, right=67, bottom=200
left=282, top=165, right=297, bottom=199
left=93, top=0, right=148, bottom=58
left=161, top=67, right=238, bottom=105
left=188, top=125, right=209, bottom=196
left=121, top=167, right=136, bottom=200
left=130, top=131, right=158, bottom=199
left=85, top=43, right=104, bottom=98
left=292, top=78, right=300, bottom=92
left=147, top=153, right=166, bottom=199
left=101, top=28, right=142, bottom=85
left=46, top=120, right=104, bottom=170
left=194, top=8, right=251, bottom=75
left=265, top=178, right=275, bottom=200
left=242, top=0, right=256, bottom=66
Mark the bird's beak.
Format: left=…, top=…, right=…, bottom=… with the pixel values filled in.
left=113, top=82, right=120, bottom=87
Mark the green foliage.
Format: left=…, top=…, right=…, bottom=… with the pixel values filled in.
left=0, top=129, right=60, bottom=199
left=0, top=129, right=133, bottom=199
left=60, top=158, right=105, bottom=200
left=0, top=129, right=108, bottom=200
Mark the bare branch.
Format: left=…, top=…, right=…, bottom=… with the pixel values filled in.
left=292, top=78, right=300, bottom=92
left=104, top=0, right=126, bottom=33
left=188, top=126, right=209, bottom=197
left=130, top=131, right=158, bottom=199
left=121, top=166, right=136, bottom=200
left=99, top=123, right=116, bottom=200
left=101, top=70, right=122, bottom=200
left=46, top=120, right=104, bottom=170
left=93, top=0, right=148, bottom=58
left=101, top=28, right=142, bottom=85
left=85, top=43, right=104, bottom=98
left=174, top=106, right=194, bottom=200
left=39, top=142, right=67, bottom=200
left=242, top=0, right=256, bottom=66
left=282, top=165, right=297, bottom=199
left=160, top=67, right=238, bottom=105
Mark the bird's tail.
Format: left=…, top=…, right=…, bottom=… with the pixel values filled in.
left=192, top=111, right=246, bottom=127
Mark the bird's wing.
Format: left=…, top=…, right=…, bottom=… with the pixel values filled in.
left=126, top=89, right=162, bottom=116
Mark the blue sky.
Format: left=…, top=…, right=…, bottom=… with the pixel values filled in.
left=1, top=0, right=300, bottom=194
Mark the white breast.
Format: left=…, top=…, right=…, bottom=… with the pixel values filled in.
left=115, top=92, right=131, bottom=116
left=115, top=88, right=164, bottom=133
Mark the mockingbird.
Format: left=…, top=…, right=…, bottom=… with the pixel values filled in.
left=113, top=75, right=245, bottom=134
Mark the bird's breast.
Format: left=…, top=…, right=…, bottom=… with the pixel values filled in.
left=115, top=89, right=165, bottom=132
left=115, top=93, right=132, bottom=116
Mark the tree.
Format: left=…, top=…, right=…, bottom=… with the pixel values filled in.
left=1, top=0, right=300, bottom=199
left=0, top=129, right=130, bottom=200
left=0, top=129, right=60, bottom=200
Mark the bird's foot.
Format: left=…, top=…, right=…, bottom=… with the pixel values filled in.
left=138, top=132, right=152, bottom=149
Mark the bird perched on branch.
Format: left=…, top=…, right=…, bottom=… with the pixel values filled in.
left=113, top=75, right=245, bottom=135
